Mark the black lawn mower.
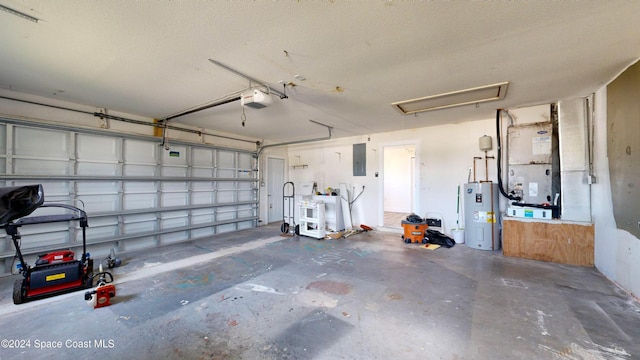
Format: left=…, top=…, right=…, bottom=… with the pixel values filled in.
left=1, top=185, right=95, bottom=304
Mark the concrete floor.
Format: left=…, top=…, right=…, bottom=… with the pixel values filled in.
left=0, top=224, right=639, bottom=360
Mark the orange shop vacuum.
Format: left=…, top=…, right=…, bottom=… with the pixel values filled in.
left=401, top=214, right=429, bottom=244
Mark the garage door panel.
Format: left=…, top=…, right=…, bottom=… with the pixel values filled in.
left=161, top=192, right=188, bottom=207
left=216, top=206, right=237, bottom=221
left=217, top=151, right=235, bottom=168
left=161, top=217, right=188, bottom=229
left=161, top=146, right=187, bottom=165
left=123, top=220, right=156, bottom=234
left=238, top=190, right=254, bottom=202
left=14, top=159, right=71, bottom=175
left=161, top=181, right=188, bottom=191
left=123, top=164, right=156, bottom=176
left=77, top=162, right=119, bottom=176
left=237, top=171, right=253, bottom=179
left=192, top=148, right=214, bottom=166
left=124, top=181, right=157, bottom=193
left=80, top=194, right=119, bottom=213
left=192, top=213, right=214, bottom=224
left=192, top=168, right=213, bottom=178
left=0, top=125, right=5, bottom=153
left=124, top=139, right=157, bottom=164
left=217, top=181, right=235, bottom=190
left=216, top=191, right=235, bottom=203
left=77, top=135, right=118, bottom=161
left=192, top=181, right=214, bottom=191
left=87, top=225, right=119, bottom=240
left=217, top=169, right=235, bottom=178
left=161, top=231, right=189, bottom=244
left=238, top=153, right=253, bottom=169
left=238, top=204, right=255, bottom=218
left=216, top=223, right=236, bottom=234
left=14, top=127, right=69, bottom=158
left=237, top=220, right=254, bottom=230
left=191, top=191, right=214, bottom=204
left=77, top=181, right=119, bottom=194
left=191, top=227, right=215, bottom=238
left=161, top=166, right=187, bottom=177
left=123, top=193, right=158, bottom=210
left=123, top=237, right=157, bottom=252
left=18, top=231, right=70, bottom=250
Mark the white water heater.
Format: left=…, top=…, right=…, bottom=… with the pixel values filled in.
left=464, top=182, right=501, bottom=251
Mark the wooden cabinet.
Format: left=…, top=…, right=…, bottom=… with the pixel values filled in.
left=502, top=218, right=594, bottom=266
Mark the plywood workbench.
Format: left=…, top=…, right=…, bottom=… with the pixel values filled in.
left=502, top=217, right=594, bottom=266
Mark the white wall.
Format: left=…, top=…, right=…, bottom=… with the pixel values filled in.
left=592, top=86, right=640, bottom=298
left=286, top=120, right=499, bottom=233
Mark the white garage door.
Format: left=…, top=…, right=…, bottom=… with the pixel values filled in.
left=0, top=121, right=258, bottom=275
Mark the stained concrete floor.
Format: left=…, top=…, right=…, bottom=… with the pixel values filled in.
left=0, top=224, right=639, bottom=360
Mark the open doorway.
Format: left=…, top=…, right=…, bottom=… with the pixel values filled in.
left=382, top=144, right=416, bottom=228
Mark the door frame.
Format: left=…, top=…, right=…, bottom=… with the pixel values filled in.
left=378, top=140, right=420, bottom=228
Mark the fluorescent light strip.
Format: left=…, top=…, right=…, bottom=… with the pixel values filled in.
left=0, top=4, right=39, bottom=23
left=392, top=82, right=509, bottom=115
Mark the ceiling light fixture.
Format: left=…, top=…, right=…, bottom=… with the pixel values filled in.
left=0, top=4, right=39, bottom=23
left=391, top=81, right=509, bottom=115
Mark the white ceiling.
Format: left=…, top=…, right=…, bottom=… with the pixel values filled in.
left=1, top=1, right=640, bottom=143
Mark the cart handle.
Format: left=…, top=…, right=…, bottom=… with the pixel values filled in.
left=13, top=203, right=88, bottom=228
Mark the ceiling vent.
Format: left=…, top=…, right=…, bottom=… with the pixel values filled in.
left=391, top=82, right=509, bottom=115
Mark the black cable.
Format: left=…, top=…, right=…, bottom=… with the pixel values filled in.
left=89, top=271, right=114, bottom=287
left=10, top=237, right=23, bottom=275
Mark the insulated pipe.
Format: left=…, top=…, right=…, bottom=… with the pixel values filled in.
left=208, top=59, right=288, bottom=99
left=490, top=182, right=495, bottom=250
left=496, top=109, right=521, bottom=201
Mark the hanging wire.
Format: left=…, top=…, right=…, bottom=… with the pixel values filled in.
left=241, top=106, right=247, bottom=127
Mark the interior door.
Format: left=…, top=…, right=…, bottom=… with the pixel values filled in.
left=267, top=157, right=285, bottom=223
